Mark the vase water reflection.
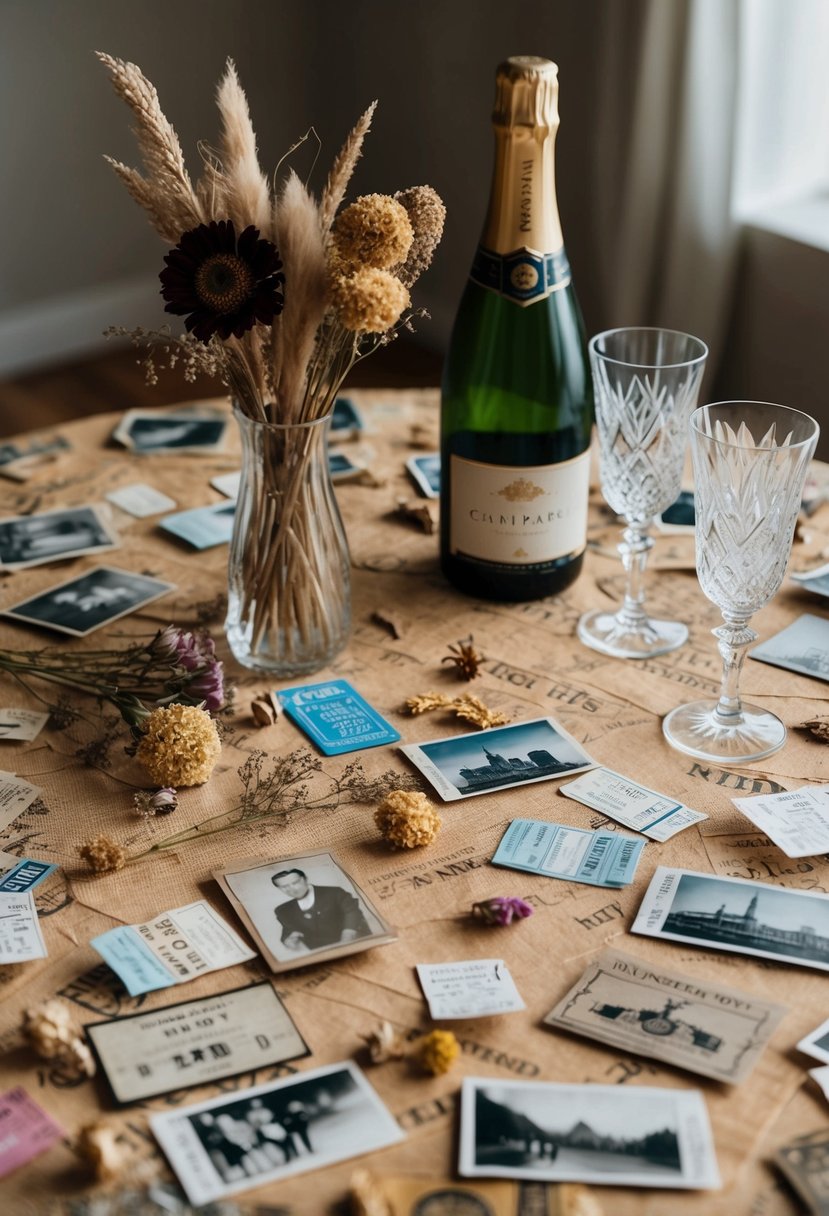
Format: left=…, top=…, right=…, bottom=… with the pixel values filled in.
left=225, top=408, right=351, bottom=675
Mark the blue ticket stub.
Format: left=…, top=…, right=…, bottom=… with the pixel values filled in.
left=491, top=818, right=645, bottom=888
left=277, top=678, right=401, bottom=756
left=0, top=858, right=58, bottom=893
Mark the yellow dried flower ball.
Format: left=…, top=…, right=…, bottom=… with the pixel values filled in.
left=417, top=1029, right=459, bottom=1076
left=332, top=193, right=413, bottom=270
left=374, top=789, right=441, bottom=849
left=77, top=836, right=126, bottom=875
left=330, top=267, right=410, bottom=334
left=136, top=703, right=221, bottom=787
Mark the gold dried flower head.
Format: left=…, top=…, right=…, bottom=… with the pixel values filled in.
left=374, top=789, right=441, bottom=849
left=394, top=185, right=446, bottom=287
left=332, top=193, right=413, bottom=270
left=77, top=836, right=126, bottom=875
left=330, top=267, right=410, bottom=334
left=416, top=1029, right=459, bottom=1075
left=136, top=703, right=221, bottom=787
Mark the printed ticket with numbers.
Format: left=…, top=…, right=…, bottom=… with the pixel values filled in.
left=560, top=767, right=708, bottom=841
left=492, top=818, right=644, bottom=888
left=85, top=982, right=309, bottom=1104
left=543, top=947, right=787, bottom=1084
left=0, top=891, right=47, bottom=963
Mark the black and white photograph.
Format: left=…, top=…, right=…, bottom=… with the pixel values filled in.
left=0, top=505, right=118, bottom=570
left=214, top=850, right=396, bottom=973
left=750, top=613, right=829, bottom=683
left=458, top=1078, right=720, bottom=1190
left=655, top=489, right=695, bottom=534
left=399, top=717, right=594, bottom=802
left=328, top=451, right=367, bottom=482
left=406, top=452, right=441, bottom=498
left=797, top=1015, right=829, bottom=1065
left=330, top=396, right=364, bottom=438
left=633, top=866, right=829, bottom=972
left=791, top=562, right=829, bottom=600
left=150, top=1061, right=403, bottom=1206
left=113, top=409, right=228, bottom=454
left=2, top=566, right=174, bottom=636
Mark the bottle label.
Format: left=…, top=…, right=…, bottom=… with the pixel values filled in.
left=449, top=451, right=590, bottom=567
left=470, top=245, right=571, bottom=307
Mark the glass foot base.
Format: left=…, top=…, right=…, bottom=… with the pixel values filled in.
left=577, top=610, right=688, bottom=659
left=662, top=700, right=787, bottom=764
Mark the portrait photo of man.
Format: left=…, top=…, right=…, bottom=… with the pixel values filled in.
left=272, top=868, right=371, bottom=953
left=215, top=851, right=395, bottom=973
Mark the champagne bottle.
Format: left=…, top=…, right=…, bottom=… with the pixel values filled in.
left=440, top=55, right=592, bottom=601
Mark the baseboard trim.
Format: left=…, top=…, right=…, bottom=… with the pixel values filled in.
left=0, top=274, right=163, bottom=377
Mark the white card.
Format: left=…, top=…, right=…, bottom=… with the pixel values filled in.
left=210, top=470, right=241, bottom=498
left=0, top=891, right=47, bottom=962
left=416, top=959, right=525, bottom=1019
left=0, top=710, right=49, bottom=743
left=732, top=786, right=829, bottom=858
left=106, top=483, right=177, bottom=517
left=560, top=767, right=708, bottom=841
left=798, top=1015, right=829, bottom=1064
left=0, top=775, right=43, bottom=833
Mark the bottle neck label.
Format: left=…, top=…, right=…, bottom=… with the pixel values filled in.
left=470, top=244, right=571, bottom=306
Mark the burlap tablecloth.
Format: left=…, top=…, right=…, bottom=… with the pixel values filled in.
left=0, top=389, right=827, bottom=1214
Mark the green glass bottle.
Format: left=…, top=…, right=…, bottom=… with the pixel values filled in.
left=440, top=56, right=592, bottom=602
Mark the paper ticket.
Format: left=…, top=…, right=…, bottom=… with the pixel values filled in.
left=0, top=891, right=47, bottom=963
left=560, top=767, right=707, bottom=841
left=416, top=959, right=525, bottom=1019
left=491, top=818, right=644, bottom=888
left=732, top=785, right=829, bottom=858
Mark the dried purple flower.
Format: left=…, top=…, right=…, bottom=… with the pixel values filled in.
left=472, top=896, right=534, bottom=926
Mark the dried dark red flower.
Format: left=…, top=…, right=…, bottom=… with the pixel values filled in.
left=159, top=220, right=284, bottom=343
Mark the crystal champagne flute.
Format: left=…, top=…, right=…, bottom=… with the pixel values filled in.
left=578, top=327, right=708, bottom=658
left=663, top=401, right=819, bottom=763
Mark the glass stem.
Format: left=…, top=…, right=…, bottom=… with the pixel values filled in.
left=616, top=520, right=654, bottom=631
left=712, top=615, right=757, bottom=725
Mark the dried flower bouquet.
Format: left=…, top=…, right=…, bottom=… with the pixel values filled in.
left=99, top=54, right=445, bottom=669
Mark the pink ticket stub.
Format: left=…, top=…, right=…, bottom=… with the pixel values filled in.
left=0, top=1087, right=63, bottom=1176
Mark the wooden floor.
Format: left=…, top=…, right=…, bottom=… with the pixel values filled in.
left=0, top=337, right=444, bottom=439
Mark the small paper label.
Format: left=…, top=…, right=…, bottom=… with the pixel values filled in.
left=106, top=483, right=177, bottom=517
left=491, top=818, right=644, bottom=888
left=450, top=452, right=589, bottom=567
left=416, top=959, right=525, bottom=1019
left=561, top=768, right=707, bottom=841
left=0, top=891, right=47, bottom=962
left=0, top=775, right=43, bottom=833
left=0, top=710, right=49, bottom=743
left=732, top=785, right=829, bottom=858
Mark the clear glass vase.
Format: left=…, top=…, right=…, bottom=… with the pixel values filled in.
left=225, top=407, right=351, bottom=675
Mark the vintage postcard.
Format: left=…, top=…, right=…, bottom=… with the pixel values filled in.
left=732, top=785, right=829, bottom=858
left=416, top=959, right=525, bottom=1020
left=277, top=678, right=400, bottom=756
left=560, top=767, right=707, bottom=841
left=798, top=1015, right=829, bottom=1065
left=0, top=1087, right=63, bottom=1178
left=750, top=614, right=829, bottom=684
left=114, top=409, right=228, bottom=454
left=0, top=710, right=49, bottom=742
left=458, top=1078, right=720, bottom=1189
left=406, top=452, right=441, bottom=498
left=150, top=1061, right=404, bottom=1205
left=105, top=482, right=177, bottom=517
left=0, top=891, right=47, bottom=963
left=400, top=717, right=595, bottom=803
left=492, top=819, right=644, bottom=888
left=2, top=566, right=174, bottom=637
left=159, top=501, right=236, bottom=549
left=0, top=504, right=118, bottom=570
left=330, top=396, right=364, bottom=438
left=90, top=900, right=256, bottom=997
left=632, top=866, right=829, bottom=972
left=791, top=561, right=829, bottom=599
left=215, top=851, right=396, bottom=974
left=775, top=1128, right=829, bottom=1215
left=543, top=947, right=787, bottom=1084
left=86, top=982, right=309, bottom=1105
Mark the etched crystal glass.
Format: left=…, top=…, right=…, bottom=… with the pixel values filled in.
left=578, top=327, right=708, bottom=658
left=663, top=402, right=819, bottom=763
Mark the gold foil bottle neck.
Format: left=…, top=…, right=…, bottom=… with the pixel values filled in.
left=493, top=55, right=559, bottom=132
